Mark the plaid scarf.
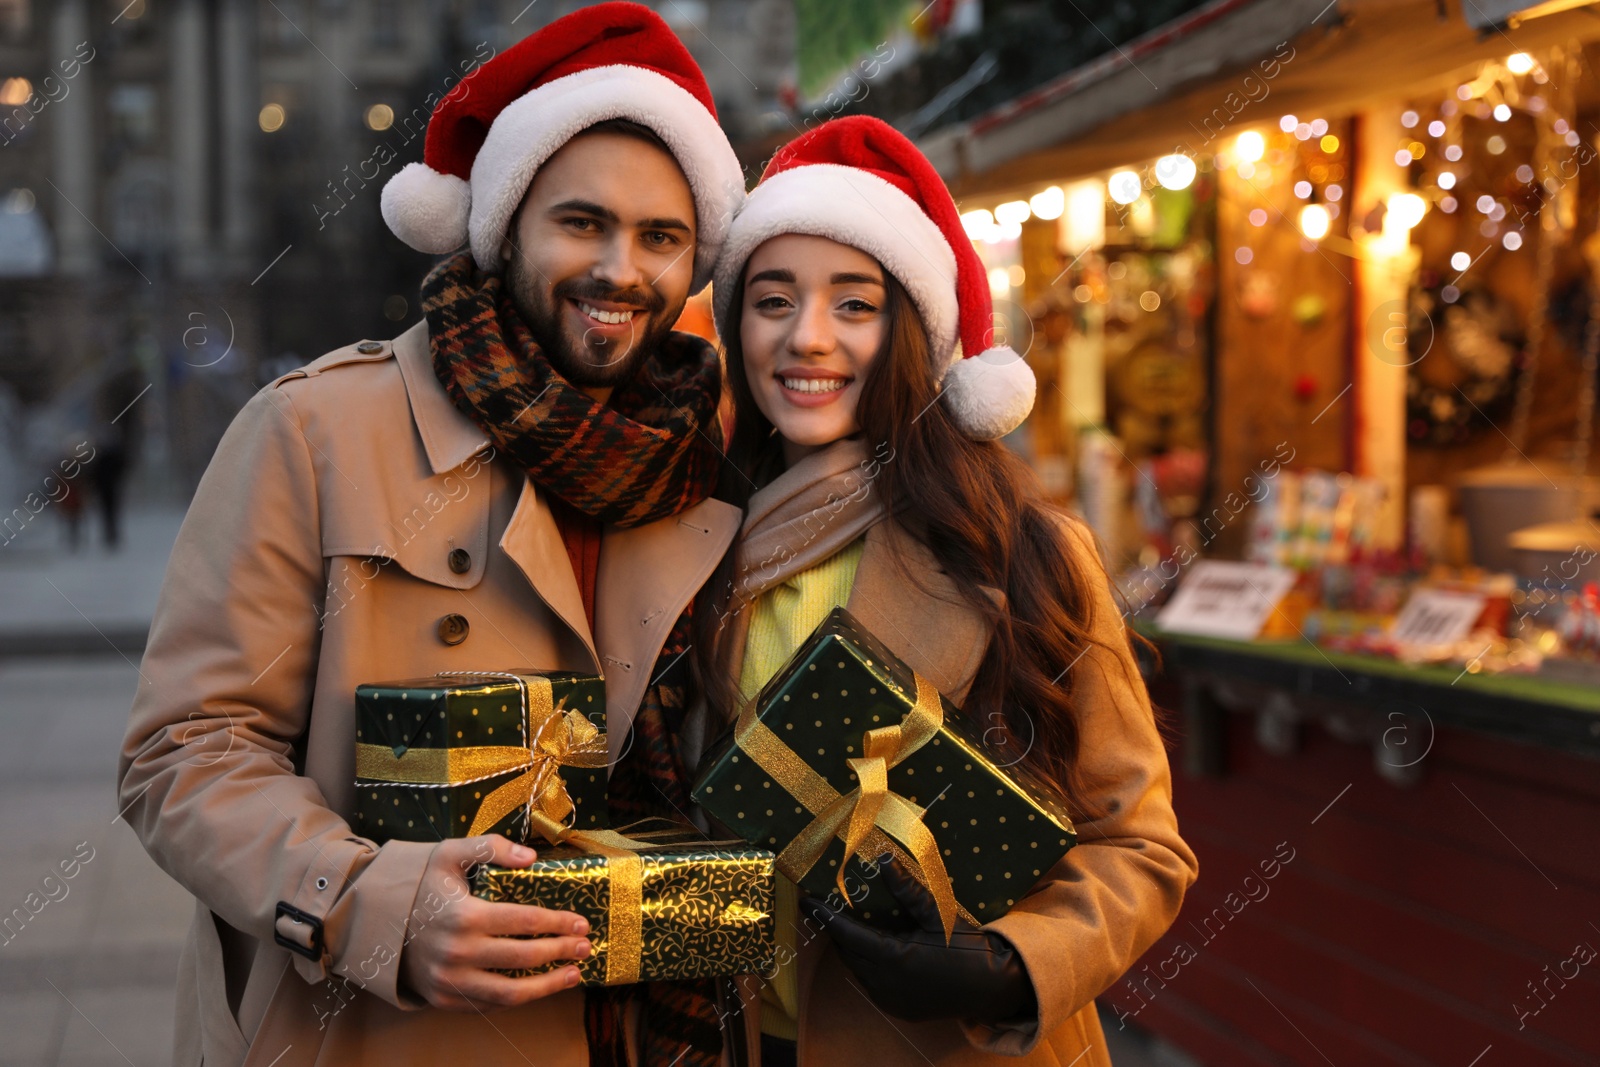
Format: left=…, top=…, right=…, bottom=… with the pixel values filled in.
left=588, top=604, right=735, bottom=1067
left=422, top=253, right=733, bottom=1067
left=423, top=252, right=722, bottom=528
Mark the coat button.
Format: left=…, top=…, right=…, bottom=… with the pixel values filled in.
left=437, top=613, right=469, bottom=645
left=356, top=340, right=384, bottom=354
left=448, top=548, right=471, bottom=574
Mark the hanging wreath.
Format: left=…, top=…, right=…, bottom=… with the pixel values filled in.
left=1405, top=279, right=1525, bottom=446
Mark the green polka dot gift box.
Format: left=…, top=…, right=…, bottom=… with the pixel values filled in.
left=690, top=608, right=1076, bottom=930
left=354, top=671, right=608, bottom=845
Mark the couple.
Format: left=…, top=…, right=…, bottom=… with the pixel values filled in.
left=118, top=5, right=1195, bottom=1066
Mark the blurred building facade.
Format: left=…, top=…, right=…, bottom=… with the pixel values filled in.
left=0, top=0, right=792, bottom=498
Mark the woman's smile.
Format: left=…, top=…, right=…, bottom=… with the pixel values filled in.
left=776, top=367, right=854, bottom=406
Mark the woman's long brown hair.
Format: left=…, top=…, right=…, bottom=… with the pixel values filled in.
left=693, top=268, right=1119, bottom=818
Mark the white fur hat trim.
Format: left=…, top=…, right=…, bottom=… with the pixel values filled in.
left=466, top=65, right=745, bottom=293
left=712, top=164, right=958, bottom=358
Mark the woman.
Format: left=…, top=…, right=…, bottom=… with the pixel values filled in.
left=685, top=116, right=1198, bottom=1067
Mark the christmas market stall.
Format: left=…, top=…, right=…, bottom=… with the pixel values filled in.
left=897, top=1, right=1600, bottom=1063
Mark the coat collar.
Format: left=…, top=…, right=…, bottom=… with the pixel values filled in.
left=393, top=319, right=492, bottom=475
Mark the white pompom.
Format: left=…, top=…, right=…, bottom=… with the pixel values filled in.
left=941, top=346, right=1037, bottom=440
left=380, top=163, right=471, bottom=254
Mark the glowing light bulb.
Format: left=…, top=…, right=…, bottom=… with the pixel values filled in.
left=1450, top=251, right=1471, bottom=271
left=1388, top=192, right=1427, bottom=229
left=1108, top=170, right=1142, bottom=205
left=1235, top=131, right=1266, bottom=163
left=1507, top=53, right=1534, bottom=75
left=1028, top=186, right=1065, bottom=221
left=1298, top=204, right=1331, bottom=241
left=994, top=200, right=1031, bottom=226
left=1155, top=154, right=1197, bottom=190
left=960, top=209, right=995, bottom=239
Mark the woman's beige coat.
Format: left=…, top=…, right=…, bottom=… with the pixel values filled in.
left=119, top=320, right=1196, bottom=1066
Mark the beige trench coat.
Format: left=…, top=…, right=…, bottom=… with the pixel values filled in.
left=120, top=320, right=1197, bottom=1066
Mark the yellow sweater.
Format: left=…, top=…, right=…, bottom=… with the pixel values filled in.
left=735, top=537, right=864, bottom=1042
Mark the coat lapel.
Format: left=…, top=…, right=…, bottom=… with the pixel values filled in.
left=498, top=478, right=602, bottom=673
left=595, top=497, right=742, bottom=765
left=843, top=520, right=996, bottom=705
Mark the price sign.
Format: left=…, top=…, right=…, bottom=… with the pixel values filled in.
left=1156, top=562, right=1298, bottom=640
left=1390, top=589, right=1486, bottom=647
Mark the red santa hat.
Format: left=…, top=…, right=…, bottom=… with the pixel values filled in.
left=380, top=2, right=744, bottom=292
left=712, top=115, right=1035, bottom=440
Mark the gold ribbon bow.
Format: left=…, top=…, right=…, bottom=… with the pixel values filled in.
left=354, top=674, right=608, bottom=839
left=465, top=706, right=607, bottom=837
left=733, top=670, right=962, bottom=941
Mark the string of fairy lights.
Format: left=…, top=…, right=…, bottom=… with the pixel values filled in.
left=954, top=50, right=1572, bottom=309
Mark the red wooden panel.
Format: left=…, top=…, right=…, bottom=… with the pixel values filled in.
left=1121, top=692, right=1600, bottom=1066
left=1100, top=988, right=1297, bottom=1067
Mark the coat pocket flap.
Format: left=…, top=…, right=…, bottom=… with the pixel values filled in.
left=322, top=474, right=492, bottom=590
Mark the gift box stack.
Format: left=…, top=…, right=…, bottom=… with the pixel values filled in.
left=354, top=671, right=610, bottom=843
left=355, top=669, right=778, bottom=986
left=691, top=607, right=1077, bottom=930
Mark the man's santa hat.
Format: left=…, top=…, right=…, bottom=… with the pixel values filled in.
left=380, top=2, right=744, bottom=292
left=712, top=115, right=1035, bottom=440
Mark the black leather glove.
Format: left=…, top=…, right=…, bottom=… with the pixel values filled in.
left=798, top=856, right=1038, bottom=1025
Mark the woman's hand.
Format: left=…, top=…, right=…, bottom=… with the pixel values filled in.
left=799, top=856, right=1037, bottom=1025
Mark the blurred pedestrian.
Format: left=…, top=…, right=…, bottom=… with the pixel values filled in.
left=53, top=433, right=90, bottom=550
left=90, top=352, right=143, bottom=550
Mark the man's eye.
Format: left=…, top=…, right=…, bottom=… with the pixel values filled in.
left=565, top=218, right=598, bottom=231
left=644, top=231, right=678, bottom=246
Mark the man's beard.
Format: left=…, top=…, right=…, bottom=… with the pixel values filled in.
left=505, top=256, right=678, bottom=389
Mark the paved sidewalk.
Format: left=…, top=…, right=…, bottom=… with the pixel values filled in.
left=0, top=655, right=189, bottom=1066
left=0, top=507, right=187, bottom=657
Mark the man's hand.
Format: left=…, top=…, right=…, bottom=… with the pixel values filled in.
left=399, top=835, right=593, bottom=1011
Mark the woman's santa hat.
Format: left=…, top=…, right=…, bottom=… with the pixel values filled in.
left=380, top=2, right=744, bottom=293
left=712, top=115, right=1036, bottom=440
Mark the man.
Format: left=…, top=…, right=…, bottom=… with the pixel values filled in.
left=118, top=6, right=745, bottom=1064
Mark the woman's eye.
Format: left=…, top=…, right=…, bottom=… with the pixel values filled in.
left=754, top=294, right=792, bottom=311
left=841, top=298, right=880, bottom=314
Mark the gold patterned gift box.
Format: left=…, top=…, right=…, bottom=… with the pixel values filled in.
left=354, top=671, right=608, bottom=844
left=691, top=607, right=1077, bottom=936
left=472, top=829, right=776, bottom=986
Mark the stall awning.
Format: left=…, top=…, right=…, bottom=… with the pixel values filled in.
left=921, top=0, right=1600, bottom=199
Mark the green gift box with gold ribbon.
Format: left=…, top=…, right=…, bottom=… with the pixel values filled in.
left=353, top=671, right=608, bottom=844
left=472, top=824, right=776, bottom=987
left=690, top=608, right=1076, bottom=936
